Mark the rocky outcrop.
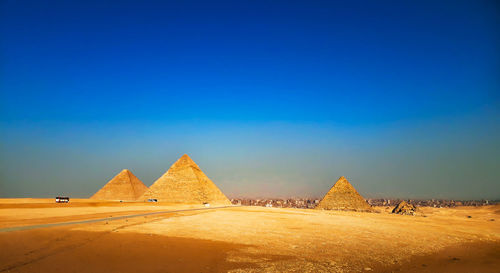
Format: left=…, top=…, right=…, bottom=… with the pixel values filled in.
left=392, top=201, right=417, bottom=215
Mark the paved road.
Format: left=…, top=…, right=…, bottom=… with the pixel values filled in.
left=0, top=206, right=231, bottom=233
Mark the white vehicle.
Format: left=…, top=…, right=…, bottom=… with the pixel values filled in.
left=55, top=196, right=70, bottom=203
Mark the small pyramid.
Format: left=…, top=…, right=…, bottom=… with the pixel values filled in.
left=140, top=154, right=231, bottom=205
left=392, top=201, right=417, bottom=215
left=91, top=169, right=148, bottom=201
left=316, top=176, right=372, bottom=211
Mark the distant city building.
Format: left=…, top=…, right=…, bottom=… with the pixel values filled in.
left=229, top=198, right=497, bottom=209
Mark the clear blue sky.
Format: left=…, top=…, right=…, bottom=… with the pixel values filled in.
left=1, top=0, right=499, bottom=199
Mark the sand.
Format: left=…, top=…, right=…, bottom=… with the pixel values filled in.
left=0, top=199, right=498, bottom=272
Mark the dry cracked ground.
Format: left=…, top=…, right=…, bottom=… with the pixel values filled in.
left=0, top=199, right=498, bottom=273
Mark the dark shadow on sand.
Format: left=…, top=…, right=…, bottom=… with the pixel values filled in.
left=0, top=227, right=293, bottom=273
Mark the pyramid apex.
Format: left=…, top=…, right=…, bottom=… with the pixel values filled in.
left=177, top=154, right=197, bottom=165
left=336, top=176, right=350, bottom=184
left=120, top=169, right=133, bottom=176
left=332, top=176, right=355, bottom=190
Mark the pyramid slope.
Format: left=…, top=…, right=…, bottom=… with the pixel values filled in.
left=141, top=154, right=231, bottom=205
left=315, top=176, right=372, bottom=211
left=91, top=169, right=148, bottom=201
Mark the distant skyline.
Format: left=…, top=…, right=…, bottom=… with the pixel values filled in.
left=1, top=0, right=499, bottom=200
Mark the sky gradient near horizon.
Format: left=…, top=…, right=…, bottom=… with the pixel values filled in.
left=1, top=0, right=499, bottom=199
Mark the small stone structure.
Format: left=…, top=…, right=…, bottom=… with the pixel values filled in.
left=392, top=201, right=417, bottom=215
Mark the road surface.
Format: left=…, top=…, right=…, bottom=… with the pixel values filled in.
left=0, top=206, right=231, bottom=233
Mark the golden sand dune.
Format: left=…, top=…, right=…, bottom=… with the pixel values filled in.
left=0, top=200, right=498, bottom=272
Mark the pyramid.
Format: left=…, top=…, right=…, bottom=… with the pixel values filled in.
left=91, top=169, right=148, bottom=201
left=315, top=176, right=372, bottom=211
left=140, top=154, right=231, bottom=205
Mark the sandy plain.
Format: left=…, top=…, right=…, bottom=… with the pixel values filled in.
left=0, top=199, right=498, bottom=273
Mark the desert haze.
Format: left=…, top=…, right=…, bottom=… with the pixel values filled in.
left=0, top=199, right=498, bottom=272
left=0, top=155, right=498, bottom=272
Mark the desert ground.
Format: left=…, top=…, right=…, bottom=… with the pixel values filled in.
left=0, top=199, right=498, bottom=273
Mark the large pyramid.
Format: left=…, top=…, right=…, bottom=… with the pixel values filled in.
left=91, top=169, right=148, bottom=201
left=140, top=154, right=231, bottom=205
left=316, top=176, right=372, bottom=211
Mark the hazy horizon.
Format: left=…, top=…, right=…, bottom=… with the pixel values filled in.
left=1, top=1, right=499, bottom=200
